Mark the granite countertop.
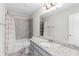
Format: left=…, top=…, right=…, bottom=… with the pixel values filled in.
left=31, top=36, right=79, bottom=56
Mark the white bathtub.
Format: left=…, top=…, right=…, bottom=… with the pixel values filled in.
left=7, top=38, right=30, bottom=55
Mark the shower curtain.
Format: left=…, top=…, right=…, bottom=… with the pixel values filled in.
left=5, top=15, right=16, bottom=55
left=5, top=14, right=30, bottom=55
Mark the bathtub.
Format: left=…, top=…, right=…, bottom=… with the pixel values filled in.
left=7, top=38, right=30, bottom=55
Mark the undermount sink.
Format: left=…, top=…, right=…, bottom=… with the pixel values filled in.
left=40, top=42, right=61, bottom=48
left=40, top=42, right=53, bottom=47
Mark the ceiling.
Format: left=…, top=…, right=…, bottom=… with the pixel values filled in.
left=4, top=3, right=44, bottom=16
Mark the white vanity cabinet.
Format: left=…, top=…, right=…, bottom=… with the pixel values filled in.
left=29, top=40, right=51, bottom=56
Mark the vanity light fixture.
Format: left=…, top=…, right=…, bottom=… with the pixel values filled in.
left=44, top=3, right=64, bottom=10
left=44, top=3, right=56, bottom=10
left=46, top=3, right=52, bottom=9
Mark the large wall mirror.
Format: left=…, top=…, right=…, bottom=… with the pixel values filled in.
left=40, top=3, right=79, bottom=48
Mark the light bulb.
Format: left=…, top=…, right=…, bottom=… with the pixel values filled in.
left=55, top=3, right=64, bottom=8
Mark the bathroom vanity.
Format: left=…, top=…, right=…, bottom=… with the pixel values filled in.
left=29, top=40, right=51, bottom=56
left=29, top=36, right=79, bottom=56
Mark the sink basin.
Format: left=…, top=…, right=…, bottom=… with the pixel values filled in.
left=40, top=42, right=53, bottom=47
left=40, top=42, right=62, bottom=48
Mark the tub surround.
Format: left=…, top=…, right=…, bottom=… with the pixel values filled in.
left=31, top=36, right=79, bottom=56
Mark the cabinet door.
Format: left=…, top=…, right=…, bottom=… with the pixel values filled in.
left=30, top=41, right=51, bottom=56
left=33, top=43, right=50, bottom=56
left=29, top=49, right=34, bottom=56
left=29, top=45, right=34, bottom=56
left=34, top=49, right=41, bottom=56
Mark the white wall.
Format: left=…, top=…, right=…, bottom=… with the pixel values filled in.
left=69, top=13, right=79, bottom=47
left=0, top=3, right=6, bottom=55
left=32, top=6, right=46, bottom=36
